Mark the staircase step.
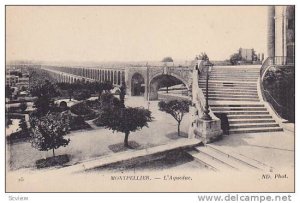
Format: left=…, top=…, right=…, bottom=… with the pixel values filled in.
left=206, top=145, right=272, bottom=171
left=208, top=98, right=260, bottom=101
left=187, top=150, right=235, bottom=171
left=230, top=123, right=280, bottom=129
left=227, top=115, right=273, bottom=119
left=211, top=107, right=267, bottom=111
left=199, top=85, right=257, bottom=89
left=195, top=146, right=258, bottom=171
left=205, top=94, right=259, bottom=99
left=213, top=111, right=269, bottom=115
left=207, top=89, right=258, bottom=93
left=200, top=87, right=258, bottom=91
left=206, top=76, right=259, bottom=79
left=229, top=127, right=283, bottom=134
left=199, top=81, right=257, bottom=85
left=210, top=104, right=265, bottom=107
left=228, top=119, right=276, bottom=124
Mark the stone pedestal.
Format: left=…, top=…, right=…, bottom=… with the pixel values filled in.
left=193, top=118, right=223, bottom=144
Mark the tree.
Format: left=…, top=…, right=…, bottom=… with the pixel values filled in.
left=162, top=57, right=174, bottom=62
left=19, top=117, right=28, bottom=132
left=119, top=82, right=126, bottom=107
left=30, top=112, right=70, bottom=157
left=102, top=81, right=114, bottom=93
left=19, top=102, right=27, bottom=112
left=73, top=89, right=91, bottom=101
left=196, top=52, right=209, bottom=61
left=158, top=100, right=190, bottom=136
left=90, top=82, right=105, bottom=100
left=31, top=80, right=60, bottom=114
left=99, top=106, right=152, bottom=148
left=5, top=85, right=13, bottom=99
left=229, top=53, right=242, bottom=65
left=99, top=92, right=122, bottom=110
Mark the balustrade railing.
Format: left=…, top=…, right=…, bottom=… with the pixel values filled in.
left=260, top=56, right=294, bottom=119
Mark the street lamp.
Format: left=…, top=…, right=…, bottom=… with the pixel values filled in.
left=202, top=61, right=213, bottom=120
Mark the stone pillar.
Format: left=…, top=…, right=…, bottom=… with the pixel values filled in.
left=267, top=6, right=275, bottom=58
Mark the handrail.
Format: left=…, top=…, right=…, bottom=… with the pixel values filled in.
left=260, top=56, right=294, bottom=119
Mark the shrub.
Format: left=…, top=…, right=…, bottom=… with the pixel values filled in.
left=70, top=102, right=93, bottom=115
left=85, top=99, right=101, bottom=110
left=73, top=89, right=91, bottom=101
left=6, top=130, right=30, bottom=144
left=19, top=102, right=27, bottom=112
left=6, top=117, right=12, bottom=127
left=35, top=154, right=70, bottom=168
left=69, top=116, right=91, bottom=131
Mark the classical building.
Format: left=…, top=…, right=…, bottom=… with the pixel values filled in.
left=267, top=6, right=295, bottom=63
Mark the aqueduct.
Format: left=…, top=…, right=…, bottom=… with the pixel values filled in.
left=42, top=63, right=193, bottom=100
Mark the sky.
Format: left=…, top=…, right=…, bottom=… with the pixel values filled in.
left=6, top=6, right=268, bottom=62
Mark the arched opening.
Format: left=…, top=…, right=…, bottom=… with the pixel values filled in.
left=110, top=71, right=114, bottom=82
left=114, top=71, right=117, bottom=84
left=105, top=70, right=107, bottom=81
left=149, top=74, right=188, bottom=100
left=118, top=71, right=121, bottom=85
left=121, top=72, right=125, bottom=84
left=131, top=73, right=145, bottom=96
left=107, top=71, right=110, bottom=82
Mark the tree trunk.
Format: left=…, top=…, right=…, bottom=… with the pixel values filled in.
left=124, top=132, right=130, bottom=148
left=52, top=148, right=55, bottom=157
left=177, top=122, right=181, bottom=136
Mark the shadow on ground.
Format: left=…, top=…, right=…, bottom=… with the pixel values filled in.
left=165, top=131, right=188, bottom=140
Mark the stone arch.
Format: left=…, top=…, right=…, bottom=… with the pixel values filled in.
left=131, top=73, right=145, bottom=96
left=149, top=73, right=189, bottom=100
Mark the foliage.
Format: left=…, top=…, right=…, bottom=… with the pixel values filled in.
left=119, top=82, right=126, bottom=107
left=69, top=115, right=91, bottom=131
left=35, top=154, right=69, bottom=168
left=229, top=53, right=242, bottom=65
left=70, top=102, right=94, bottom=116
left=5, top=85, right=13, bottom=99
left=86, top=99, right=102, bottom=110
left=30, top=80, right=60, bottom=114
left=162, top=56, right=174, bottom=62
left=6, top=130, right=30, bottom=144
left=263, top=67, right=295, bottom=122
left=195, top=52, right=209, bottom=61
left=100, top=92, right=122, bottom=110
left=19, top=118, right=28, bottom=132
left=5, top=117, right=12, bottom=128
left=59, top=101, right=68, bottom=110
left=30, top=112, right=71, bottom=157
left=19, top=102, right=27, bottom=112
left=158, top=76, right=182, bottom=93
left=158, top=100, right=190, bottom=136
left=73, top=89, right=91, bottom=101
left=97, top=105, right=153, bottom=147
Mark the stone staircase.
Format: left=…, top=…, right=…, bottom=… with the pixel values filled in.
left=186, top=145, right=272, bottom=172
left=199, top=65, right=283, bottom=134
